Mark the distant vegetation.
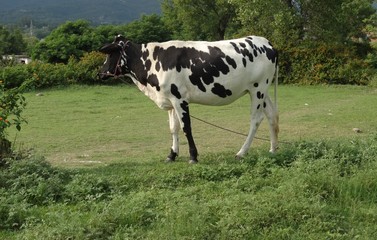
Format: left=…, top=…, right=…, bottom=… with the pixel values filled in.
left=0, top=0, right=161, bottom=26
left=0, top=0, right=375, bottom=86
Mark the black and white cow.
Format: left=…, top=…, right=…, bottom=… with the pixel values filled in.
left=99, top=35, right=279, bottom=163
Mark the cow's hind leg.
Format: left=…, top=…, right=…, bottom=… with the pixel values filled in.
left=166, top=109, right=180, bottom=162
left=236, top=93, right=264, bottom=159
left=263, top=94, right=279, bottom=153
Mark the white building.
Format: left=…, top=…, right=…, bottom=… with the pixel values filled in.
left=2, top=55, right=32, bottom=64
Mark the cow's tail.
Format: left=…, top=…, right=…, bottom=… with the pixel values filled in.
left=273, top=65, right=279, bottom=110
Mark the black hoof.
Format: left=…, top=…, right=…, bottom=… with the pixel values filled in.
left=167, top=149, right=178, bottom=162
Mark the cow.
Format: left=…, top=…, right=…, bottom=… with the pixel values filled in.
left=98, top=35, right=279, bottom=164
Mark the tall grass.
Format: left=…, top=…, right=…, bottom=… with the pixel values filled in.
left=1, top=135, right=377, bottom=239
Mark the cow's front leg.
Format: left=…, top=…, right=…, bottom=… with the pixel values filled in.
left=177, top=101, right=198, bottom=164
left=166, top=109, right=180, bottom=162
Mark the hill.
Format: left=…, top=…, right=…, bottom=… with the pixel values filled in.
left=0, top=0, right=162, bottom=26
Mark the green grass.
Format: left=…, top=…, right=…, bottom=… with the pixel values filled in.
left=9, top=84, right=377, bottom=166
left=1, top=136, right=377, bottom=239
left=1, top=84, right=377, bottom=239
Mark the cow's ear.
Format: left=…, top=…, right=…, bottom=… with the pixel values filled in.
left=99, top=43, right=121, bottom=54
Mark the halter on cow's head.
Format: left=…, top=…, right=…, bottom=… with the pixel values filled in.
left=98, top=35, right=129, bottom=80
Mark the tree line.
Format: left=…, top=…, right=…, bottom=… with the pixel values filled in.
left=1, top=0, right=377, bottom=85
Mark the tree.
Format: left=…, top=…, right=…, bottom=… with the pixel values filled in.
left=162, top=0, right=237, bottom=40
left=32, top=20, right=103, bottom=63
left=123, top=14, right=172, bottom=43
left=0, top=26, right=27, bottom=55
left=297, top=0, right=376, bottom=42
left=230, top=0, right=301, bottom=47
left=231, top=0, right=376, bottom=46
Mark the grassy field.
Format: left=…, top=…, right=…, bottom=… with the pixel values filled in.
left=1, top=84, right=377, bottom=239
left=9, top=84, right=377, bottom=166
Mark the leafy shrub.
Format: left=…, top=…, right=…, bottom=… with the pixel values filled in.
left=68, top=51, right=106, bottom=84
left=279, top=43, right=375, bottom=85
left=0, top=65, right=30, bottom=89
left=0, top=51, right=106, bottom=89
left=26, top=61, right=71, bottom=88
left=0, top=82, right=27, bottom=158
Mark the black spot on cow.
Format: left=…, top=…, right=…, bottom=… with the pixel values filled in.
left=263, top=45, right=278, bottom=64
left=266, top=79, right=269, bottom=84
left=180, top=101, right=190, bottom=132
left=148, top=74, right=160, bottom=91
left=231, top=41, right=258, bottom=67
left=153, top=46, right=193, bottom=72
left=171, top=84, right=181, bottom=99
left=254, top=83, right=259, bottom=88
left=230, top=42, right=241, bottom=54
left=257, top=104, right=261, bottom=110
left=263, top=102, right=267, bottom=108
left=226, top=56, right=237, bottom=69
left=208, top=46, right=230, bottom=74
left=256, top=91, right=264, bottom=99
left=211, top=83, right=232, bottom=98
left=245, top=39, right=253, bottom=48
left=145, top=59, right=152, bottom=72
left=156, top=61, right=161, bottom=72
left=189, top=75, right=207, bottom=92
left=242, top=58, right=247, bottom=67
left=152, top=45, right=233, bottom=93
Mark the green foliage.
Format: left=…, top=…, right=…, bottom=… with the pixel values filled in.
left=1, top=135, right=377, bottom=238
left=231, top=0, right=376, bottom=47
left=123, top=14, right=173, bottom=43
left=0, top=82, right=27, bottom=157
left=32, top=20, right=103, bottom=63
left=162, top=0, right=237, bottom=40
left=298, top=0, right=375, bottom=42
left=0, top=51, right=106, bottom=88
left=279, top=43, right=375, bottom=84
left=66, top=51, right=106, bottom=85
left=31, top=17, right=173, bottom=63
left=230, top=0, right=301, bottom=47
left=0, top=25, right=27, bottom=55
left=64, top=174, right=113, bottom=203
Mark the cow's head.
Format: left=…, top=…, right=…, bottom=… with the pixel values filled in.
left=98, top=35, right=129, bottom=80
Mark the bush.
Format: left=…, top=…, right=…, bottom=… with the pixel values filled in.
left=68, top=51, right=106, bottom=85
left=0, top=51, right=106, bottom=89
left=0, top=82, right=27, bottom=159
left=0, top=65, right=29, bottom=89
left=279, top=43, right=375, bottom=85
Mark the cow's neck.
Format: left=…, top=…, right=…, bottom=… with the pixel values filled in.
left=125, top=43, right=148, bottom=86
left=124, top=42, right=161, bottom=103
